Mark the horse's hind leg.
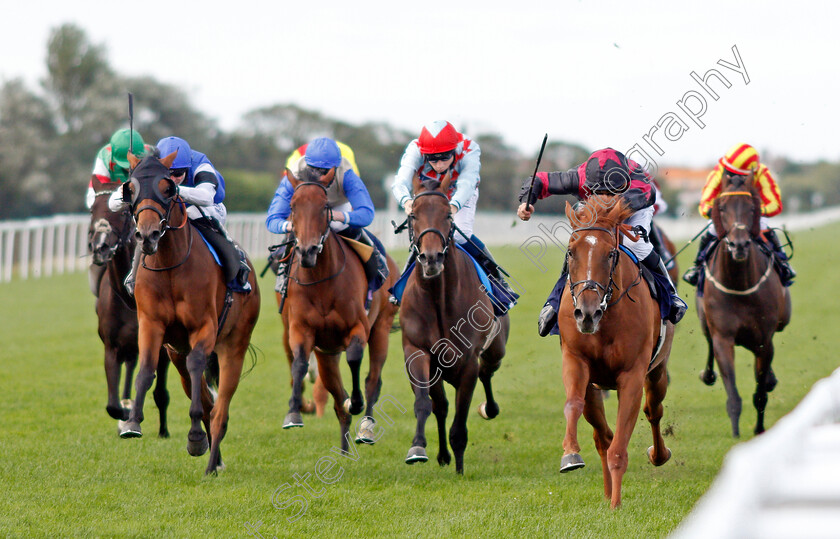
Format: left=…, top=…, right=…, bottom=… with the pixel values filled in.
left=105, top=347, right=128, bottom=421
left=450, top=359, right=479, bottom=475
left=345, top=335, right=366, bottom=416
left=356, top=324, right=388, bottom=443
left=316, top=351, right=352, bottom=452
left=477, top=316, right=508, bottom=420
left=752, top=342, right=775, bottom=435
left=608, top=370, right=645, bottom=509
left=583, top=383, right=613, bottom=500
left=153, top=348, right=171, bottom=438
left=184, top=331, right=216, bottom=457
left=698, top=302, right=717, bottom=386
left=644, top=361, right=671, bottom=466
left=712, top=337, right=741, bottom=437
left=430, top=379, right=450, bottom=466
left=204, top=346, right=246, bottom=475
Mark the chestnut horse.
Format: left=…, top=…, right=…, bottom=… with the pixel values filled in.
left=281, top=167, right=398, bottom=450
left=88, top=186, right=170, bottom=437
left=697, top=177, right=791, bottom=437
left=400, top=175, right=510, bottom=474
left=120, top=152, right=260, bottom=475
left=558, top=196, right=674, bottom=508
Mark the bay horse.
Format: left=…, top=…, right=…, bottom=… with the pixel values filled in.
left=400, top=174, right=510, bottom=474
left=697, top=176, right=791, bottom=437
left=120, top=151, right=260, bottom=475
left=281, top=167, right=398, bottom=450
left=88, top=185, right=170, bottom=437
left=558, top=195, right=674, bottom=509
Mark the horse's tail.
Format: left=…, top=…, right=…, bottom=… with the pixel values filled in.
left=205, top=352, right=220, bottom=390
left=240, top=344, right=259, bottom=379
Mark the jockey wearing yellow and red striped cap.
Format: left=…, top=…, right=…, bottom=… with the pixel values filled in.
left=698, top=143, right=782, bottom=219
left=683, top=143, right=795, bottom=287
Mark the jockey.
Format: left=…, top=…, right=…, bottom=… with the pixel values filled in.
left=518, top=148, right=688, bottom=336
left=392, top=120, right=516, bottom=300
left=109, top=136, right=252, bottom=294
left=682, top=142, right=795, bottom=286
left=266, top=137, right=389, bottom=302
left=86, top=128, right=154, bottom=296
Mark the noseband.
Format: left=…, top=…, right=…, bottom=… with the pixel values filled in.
left=568, top=224, right=642, bottom=312
left=91, top=190, right=134, bottom=259
left=409, top=190, right=454, bottom=257
left=716, top=191, right=754, bottom=247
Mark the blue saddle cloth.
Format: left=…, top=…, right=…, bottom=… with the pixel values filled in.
left=195, top=228, right=251, bottom=293
left=389, top=245, right=515, bottom=316
left=543, top=246, right=671, bottom=335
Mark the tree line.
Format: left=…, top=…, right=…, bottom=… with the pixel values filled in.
left=2, top=24, right=836, bottom=221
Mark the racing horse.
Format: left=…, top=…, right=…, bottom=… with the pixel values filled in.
left=697, top=175, right=791, bottom=437
left=558, top=195, right=674, bottom=509
left=281, top=166, right=398, bottom=450
left=119, top=151, right=260, bottom=475
left=88, top=182, right=170, bottom=437
left=400, top=174, right=510, bottom=474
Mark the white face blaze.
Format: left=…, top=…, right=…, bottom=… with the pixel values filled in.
left=585, top=235, right=597, bottom=281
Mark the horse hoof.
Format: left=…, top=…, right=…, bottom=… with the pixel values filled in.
left=647, top=446, right=672, bottom=466
left=355, top=417, right=376, bottom=444
left=478, top=402, right=489, bottom=420
left=477, top=401, right=499, bottom=420
left=343, top=398, right=352, bottom=415
left=119, top=421, right=142, bottom=438
left=158, top=429, right=170, bottom=439
left=560, top=453, right=585, bottom=473
left=405, top=446, right=428, bottom=464
left=437, top=452, right=451, bottom=466
left=283, top=412, right=304, bottom=429
left=187, top=433, right=209, bottom=457
left=699, top=369, right=717, bottom=386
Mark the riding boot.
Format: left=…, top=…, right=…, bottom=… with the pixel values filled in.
left=124, top=243, right=142, bottom=296
left=682, top=230, right=716, bottom=286
left=273, top=241, right=293, bottom=294
left=764, top=229, right=796, bottom=284
left=389, top=250, right=416, bottom=305
left=357, top=228, right=390, bottom=289
left=643, top=251, right=687, bottom=324
left=649, top=224, right=674, bottom=270
left=462, top=235, right=516, bottom=296
left=204, top=216, right=251, bottom=292
left=537, top=257, right=568, bottom=337
left=235, top=249, right=252, bottom=292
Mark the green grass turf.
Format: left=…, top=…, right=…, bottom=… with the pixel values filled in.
left=0, top=221, right=837, bottom=538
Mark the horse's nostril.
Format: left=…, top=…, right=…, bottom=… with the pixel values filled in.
left=574, top=309, right=583, bottom=319
left=417, top=253, right=427, bottom=264
left=594, top=309, right=603, bottom=319
left=134, top=231, right=142, bottom=241
left=150, top=230, right=161, bottom=242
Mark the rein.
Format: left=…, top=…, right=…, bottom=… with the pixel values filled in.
left=137, top=197, right=194, bottom=272
left=568, top=224, right=643, bottom=312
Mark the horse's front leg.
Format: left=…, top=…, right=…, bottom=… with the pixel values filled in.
left=752, top=341, right=775, bottom=435
left=284, top=325, right=313, bottom=429
left=582, top=383, right=613, bottom=500
left=560, top=352, right=590, bottom=473
left=345, top=333, right=366, bottom=416
left=153, top=348, right=171, bottom=438
left=712, top=335, right=741, bottom=437
left=404, top=344, right=434, bottom=465
left=608, top=369, right=645, bottom=509
left=429, top=379, right=450, bottom=466
left=104, top=346, right=127, bottom=421
left=185, top=328, right=215, bottom=457
left=120, top=320, right=164, bottom=438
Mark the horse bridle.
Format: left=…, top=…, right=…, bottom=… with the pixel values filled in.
left=716, top=191, right=754, bottom=248
left=291, top=181, right=333, bottom=255
left=408, top=190, right=455, bottom=257
left=91, top=190, right=134, bottom=261
left=131, top=173, right=192, bottom=272
left=568, top=224, right=642, bottom=312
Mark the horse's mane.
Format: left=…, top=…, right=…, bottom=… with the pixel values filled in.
left=569, top=195, right=634, bottom=230
left=299, top=166, right=324, bottom=184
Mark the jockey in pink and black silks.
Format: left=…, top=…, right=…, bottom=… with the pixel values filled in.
left=391, top=120, right=517, bottom=307
left=518, top=148, right=687, bottom=336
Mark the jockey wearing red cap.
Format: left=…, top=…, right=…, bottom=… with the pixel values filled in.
left=518, top=148, right=687, bottom=335
left=682, top=143, right=794, bottom=286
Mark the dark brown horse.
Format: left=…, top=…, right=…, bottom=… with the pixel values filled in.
left=697, top=176, right=791, bottom=437
left=558, top=196, right=673, bottom=509
left=119, top=152, right=260, bottom=475
left=88, top=183, right=170, bottom=437
left=281, top=167, right=398, bottom=450
left=400, top=175, right=510, bottom=474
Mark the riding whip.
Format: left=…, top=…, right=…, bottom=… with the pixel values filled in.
left=664, top=221, right=712, bottom=266
left=523, top=133, right=549, bottom=208
left=128, top=92, right=134, bottom=160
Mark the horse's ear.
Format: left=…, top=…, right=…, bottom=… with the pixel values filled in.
left=127, top=152, right=141, bottom=170
left=160, top=150, right=178, bottom=170
left=286, top=168, right=300, bottom=189
left=439, top=170, right=453, bottom=194
left=411, top=169, right=422, bottom=195
left=320, top=167, right=336, bottom=186
left=564, top=201, right=575, bottom=223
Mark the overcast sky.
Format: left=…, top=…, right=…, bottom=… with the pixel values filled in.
left=1, top=0, right=837, bottom=168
